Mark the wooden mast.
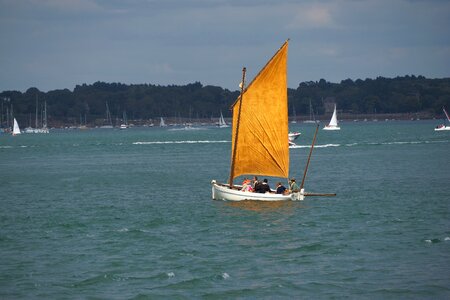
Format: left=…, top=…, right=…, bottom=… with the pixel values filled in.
left=300, top=123, right=319, bottom=190
left=228, top=67, right=246, bottom=188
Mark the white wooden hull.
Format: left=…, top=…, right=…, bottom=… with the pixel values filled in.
left=211, top=180, right=303, bottom=201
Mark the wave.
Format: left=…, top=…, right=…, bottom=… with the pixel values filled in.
left=289, top=139, right=448, bottom=149
left=133, top=140, right=229, bottom=145
left=2, top=139, right=446, bottom=149
left=0, top=145, right=28, bottom=149
left=424, top=236, right=450, bottom=243
left=168, top=127, right=207, bottom=131
left=290, top=144, right=340, bottom=149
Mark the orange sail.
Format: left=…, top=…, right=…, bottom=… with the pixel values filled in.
left=230, top=41, right=289, bottom=182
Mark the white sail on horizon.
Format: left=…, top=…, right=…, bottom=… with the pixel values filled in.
left=329, top=104, right=338, bottom=127
left=323, top=104, right=340, bottom=130
left=13, top=118, right=21, bottom=135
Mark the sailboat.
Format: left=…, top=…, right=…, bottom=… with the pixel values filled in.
left=303, top=99, right=316, bottom=124
left=217, top=111, right=229, bottom=128
left=211, top=40, right=308, bottom=201
left=291, top=105, right=297, bottom=123
left=24, top=98, right=49, bottom=133
left=100, top=101, right=114, bottom=128
left=12, top=118, right=21, bottom=135
left=159, top=117, right=167, bottom=127
left=120, top=111, right=128, bottom=129
left=323, top=104, right=340, bottom=130
left=434, top=107, right=450, bottom=131
left=37, top=100, right=50, bottom=133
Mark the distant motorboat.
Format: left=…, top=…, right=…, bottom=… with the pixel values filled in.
left=434, top=107, right=450, bottom=131
left=323, top=104, right=340, bottom=131
left=288, top=131, right=301, bottom=145
left=435, top=124, right=450, bottom=131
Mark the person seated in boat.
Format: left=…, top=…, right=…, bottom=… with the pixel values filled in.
left=289, top=178, right=300, bottom=193
left=254, top=178, right=271, bottom=193
left=241, top=178, right=253, bottom=192
left=276, top=182, right=287, bottom=194
left=252, top=176, right=260, bottom=190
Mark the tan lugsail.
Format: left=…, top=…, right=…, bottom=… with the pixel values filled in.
left=229, top=41, right=289, bottom=183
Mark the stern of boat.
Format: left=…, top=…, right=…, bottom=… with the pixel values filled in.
left=211, top=180, right=217, bottom=200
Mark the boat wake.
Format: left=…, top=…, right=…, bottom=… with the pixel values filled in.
left=1, top=139, right=446, bottom=150
left=289, top=139, right=448, bottom=149
left=290, top=143, right=340, bottom=149
left=133, top=140, right=229, bottom=145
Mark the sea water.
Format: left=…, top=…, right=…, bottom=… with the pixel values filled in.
left=1, top=120, right=449, bottom=298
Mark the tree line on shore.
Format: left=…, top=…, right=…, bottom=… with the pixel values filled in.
left=1, top=75, right=449, bottom=128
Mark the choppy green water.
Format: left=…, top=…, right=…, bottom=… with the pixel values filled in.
left=1, top=120, right=449, bottom=298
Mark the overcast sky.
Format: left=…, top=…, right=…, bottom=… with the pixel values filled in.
left=0, top=0, right=449, bottom=92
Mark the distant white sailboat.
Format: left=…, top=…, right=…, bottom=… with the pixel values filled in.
left=12, top=118, right=21, bottom=135
left=323, top=104, right=340, bottom=131
left=434, top=107, right=450, bottom=131
left=291, top=105, right=297, bottom=123
left=120, top=111, right=128, bottom=129
left=24, top=98, right=49, bottom=133
left=304, top=99, right=316, bottom=124
left=160, top=117, right=167, bottom=127
left=100, top=101, right=114, bottom=128
left=217, top=111, right=229, bottom=128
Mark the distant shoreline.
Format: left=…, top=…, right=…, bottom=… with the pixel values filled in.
left=294, top=111, right=437, bottom=122
left=36, top=112, right=440, bottom=129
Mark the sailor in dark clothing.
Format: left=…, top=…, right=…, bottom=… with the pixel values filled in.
left=276, top=182, right=287, bottom=194
left=255, top=178, right=271, bottom=193
left=252, top=176, right=260, bottom=190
